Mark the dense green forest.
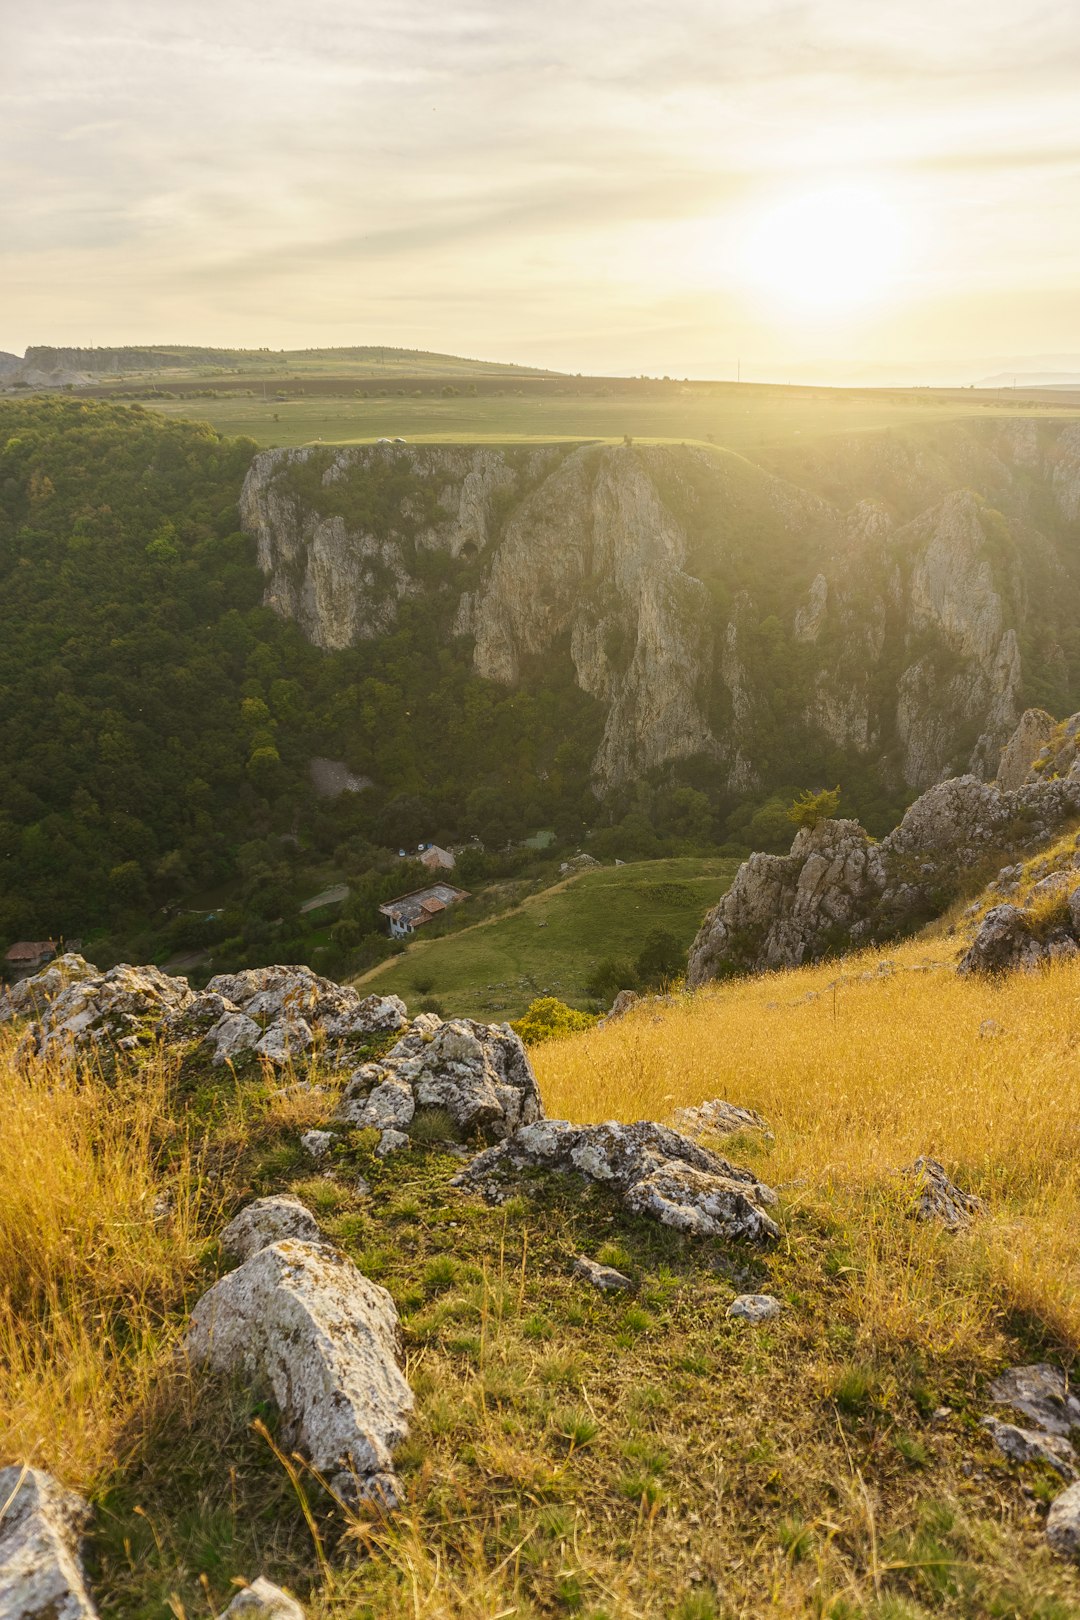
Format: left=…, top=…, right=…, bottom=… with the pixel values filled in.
left=0, top=400, right=602, bottom=958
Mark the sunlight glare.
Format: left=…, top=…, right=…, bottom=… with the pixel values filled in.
left=740, top=183, right=910, bottom=317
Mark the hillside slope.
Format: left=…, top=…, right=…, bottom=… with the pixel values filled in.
left=243, top=422, right=1080, bottom=804
left=2, top=936, right=1079, bottom=1618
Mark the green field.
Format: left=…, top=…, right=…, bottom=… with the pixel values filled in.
left=354, top=855, right=740, bottom=1019
left=125, top=379, right=1080, bottom=452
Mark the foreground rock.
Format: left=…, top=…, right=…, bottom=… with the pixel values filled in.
left=186, top=1239, right=413, bottom=1507
left=0, top=1465, right=97, bottom=1620
left=215, top=1579, right=304, bottom=1620
left=688, top=710, right=1080, bottom=983
left=1047, top=1482, right=1080, bottom=1562
left=727, top=1293, right=781, bottom=1323
left=902, top=1157, right=983, bottom=1229
left=573, top=1254, right=633, bottom=1292
left=337, top=1014, right=543, bottom=1145
left=958, top=896, right=1080, bottom=977
left=981, top=1416, right=1077, bottom=1480
left=672, top=1098, right=773, bottom=1141
left=219, top=1195, right=323, bottom=1263
left=7, top=961, right=194, bottom=1060
left=989, top=1364, right=1080, bottom=1438
left=453, top=1119, right=780, bottom=1243
left=1, top=957, right=405, bottom=1068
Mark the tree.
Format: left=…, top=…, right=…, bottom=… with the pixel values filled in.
left=788, top=786, right=842, bottom=831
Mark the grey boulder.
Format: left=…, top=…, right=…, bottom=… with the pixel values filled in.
left=1047, top=1481, right=1080, bottom=1561
left=219, top=1195, right=323, bottom=1263
left=0, top=1466, right=97, bottom=1620
left=215, top=1579, right=304, bottom=1620
left=186, top=1239, right=413, bottom=1508
left=453, top=1119, right=779, bottom=1243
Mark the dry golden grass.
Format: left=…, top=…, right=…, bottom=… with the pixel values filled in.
left=534, top=939, right=1080, bottom=1354
left=0, top=1027, right=218, bottom=1488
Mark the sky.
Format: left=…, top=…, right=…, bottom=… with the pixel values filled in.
left=2, top=0, right=1079, bottom=383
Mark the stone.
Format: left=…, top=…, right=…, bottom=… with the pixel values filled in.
left=204, top=1011, right=263, bottom=1065
left=573, top=1254, right=633, bottom=1292
left=9, top=961, right=193, bottom=1060
left=0, top=1465, right=97, bottom=1620
left=1047, top=1481, right=1080, bottom=1561
left=0, top=954, right=100, bottom=1023
left=205, top=967, right=406, bottom=1057
left=186, top=1240, right=413, bottom=1507
left=337, top=1015, right=543, bottom=1141
left=255, top=1017, right=314, bottom=1066
left=727, top=1293, right=781, bottom=1323
left=902, top=1157, right=982, bottom=1229
left=375, top=1128, right=410, bottom=1158
left=453, top=1119, right=780, bottom=1244
left=997, top=707, right=1057, bottom=792
left=957, top=906, right=1049, bottom=976
left=347, top=1078, right=415, bottom=1132
left=979, top=1018, right=1003, bottom=1038
left=220, top=1195, right=323, bottom=1263
left=672, top=1098, right=773, bottom=1141
left=988, top=1364, right=1080, bottom=1438
left=606, top=990, right=641, bottom=1021
left=980, top=1416, right=1077, bottom=1480
left=215, top=1578, right=304, bottom=1620
left=300, top=1130, right=334, bottom=1162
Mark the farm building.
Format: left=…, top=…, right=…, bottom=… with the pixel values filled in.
left=419, top=844, right=455, bottom=873
left=3, top=940, right=57, bottom=980
left=378, top=883, right=470, bottom=939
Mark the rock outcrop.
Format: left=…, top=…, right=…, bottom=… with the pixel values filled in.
left=452, top=1119, right=780, bottom=1243
left=241, top=424, right=1080, bottom=795
left=0, top=1466, right=97, bottom=1620
left=688, top=710, right=1080, bottom=983
left=215, top=1580, right=304, bottom=1620
left=337, top=1014, right=543, bottom=1146
left=186, top=1237, right=413, bottom=1508
left=0, top=959, right=406, bottom=1068
left=902, top=1158, right=983, bottom=1229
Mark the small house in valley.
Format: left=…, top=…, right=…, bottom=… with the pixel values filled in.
left=3, top=940, right=57, bottom=980
left=378, top=883, right=470, bottom=939
left=419, top=844, right=455, bottom=873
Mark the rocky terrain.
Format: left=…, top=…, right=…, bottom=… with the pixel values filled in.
left=242, top=421, right=1080, bottom=794
left=688, top=706, right=1080, bottom=982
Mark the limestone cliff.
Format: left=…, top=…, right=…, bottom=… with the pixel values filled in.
left=686, top=708, right=1080, bottom=985
left=241, top=424, right=1080, bottom=795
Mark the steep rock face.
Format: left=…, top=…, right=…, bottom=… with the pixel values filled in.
left=687, top=709, right=1080, bottom=983
left=242, top=425, right=1080, bottom=794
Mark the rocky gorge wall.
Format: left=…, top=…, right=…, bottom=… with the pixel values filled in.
left=240, top=422, right=1080, bottom=798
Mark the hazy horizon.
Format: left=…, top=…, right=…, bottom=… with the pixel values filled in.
left=4, top=1, right=1079, bottom=385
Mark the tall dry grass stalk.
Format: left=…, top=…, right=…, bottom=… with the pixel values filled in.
left=534, top=940, right=1080, bottom=1353
left=0, top=1027, right=218, bottom=1488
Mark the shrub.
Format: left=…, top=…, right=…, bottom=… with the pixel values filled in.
left=788, top=785, right=842, bottom=830
left=511, top=997, right=597, bottom=1045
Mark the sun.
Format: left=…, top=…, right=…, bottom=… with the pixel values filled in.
left=739, top=182, right=910, bottom=317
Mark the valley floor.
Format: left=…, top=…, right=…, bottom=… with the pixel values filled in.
left=3, top=936, right=1080, bottom=1618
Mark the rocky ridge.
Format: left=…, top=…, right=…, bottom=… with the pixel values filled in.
left=688, top=708, right=1080, bottom=983
left=241, top=422, right=1080, bottom=795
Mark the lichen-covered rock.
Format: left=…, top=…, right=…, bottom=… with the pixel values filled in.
left=672, top=1098, right=773, bottom=1141
left=0, top=955, right=100, bottom=1024
left=980, top=1415, right=1077, bottom=1480
left=186, top=1240, right=413, bottom=1507
left=957, top=905, right=1051, bottom=976
left=989, top=1364, right=1080, bottom=1438
left=204, top=1011, right=263, bottom=1065
left=11, top=962, right=193, bottom=1060
left=215, top=1578, right=304, bottom=1620
left=205, top=966, right=406, bottom=1050
left=1047, top=1481, right=1080, bottom=1561
left=337, top=1014, right=543, bottom=1141
left=453, top=1119, right=780, bottom=1243
left=255, top=1016, right=314, bottom=1067
left=727, top=1293, right=782, bottom=1323
left=220, top=1195, right=323, bottom=1262
left=0, top=1465, right=97, bottom=1620
left=573, top=1254, right=633, bottom=1291
left=902, top=1157, right=982, bottom=1229
left=606, top=989, right=641, bottom=1021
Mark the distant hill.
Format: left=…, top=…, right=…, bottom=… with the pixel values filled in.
left=977, top=370, right=1080, bottom=388
left=15, top=344, right=559, bottom=379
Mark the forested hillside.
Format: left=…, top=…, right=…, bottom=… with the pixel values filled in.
left=0, top=401, right=600, bottom=950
